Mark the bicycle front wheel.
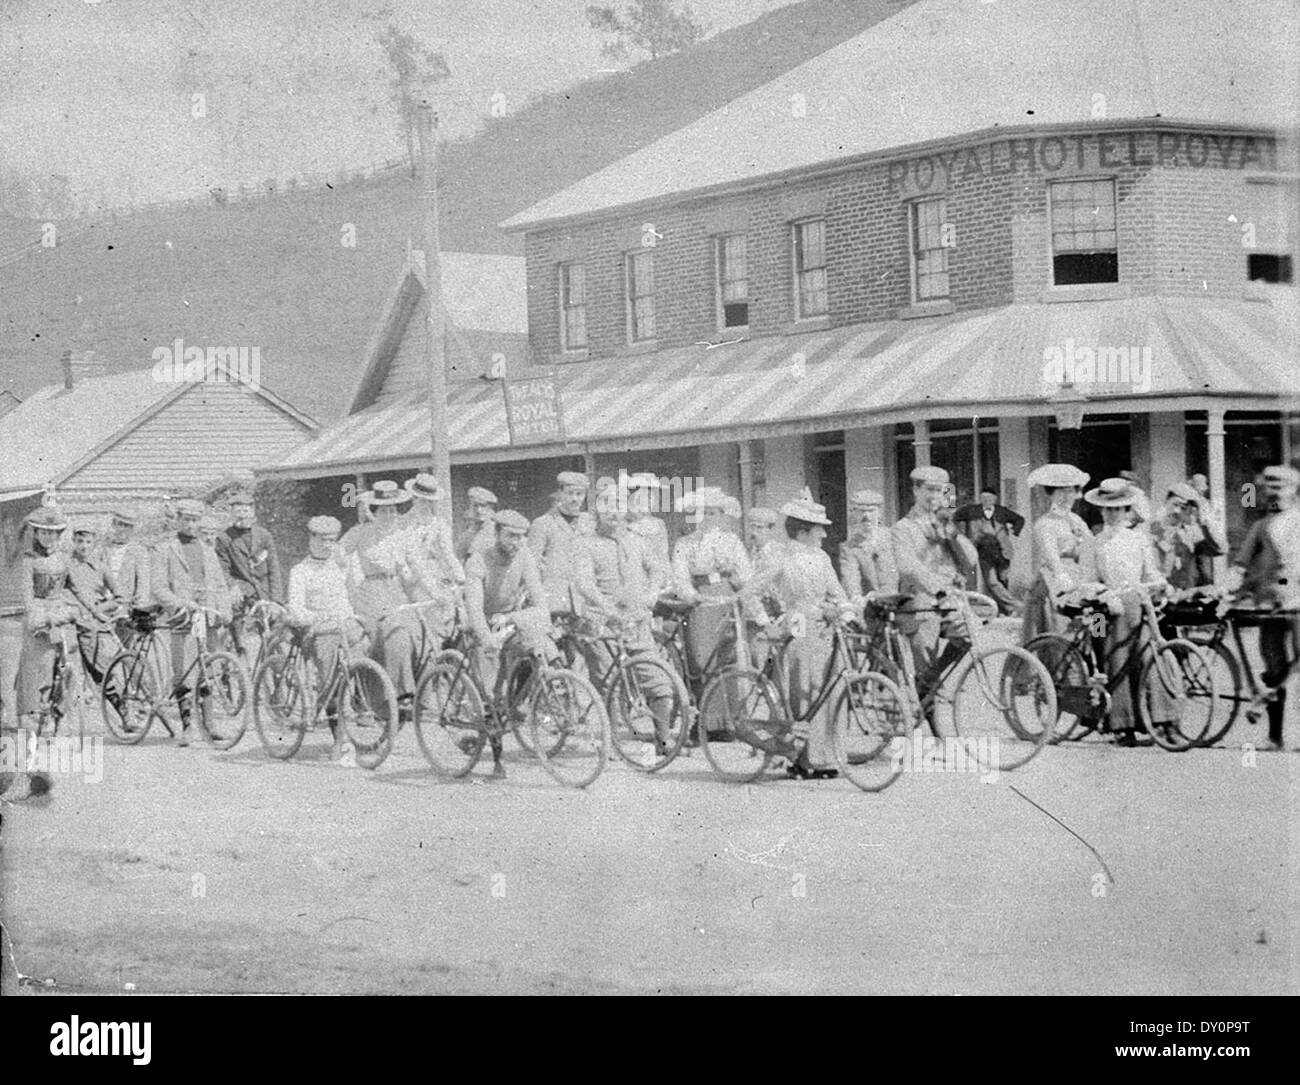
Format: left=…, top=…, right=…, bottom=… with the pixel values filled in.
left=696, top=666, right=781, bottom=783
left=414, top=650, right=487, bottom=778
left=1139, top=639, right=1218, bottom=752
left=101, top=651, right=154, bottom=745
left=1021, top=634, right=1098, bottom=742
left=342, top=658, right=399, bottom=770
left=194, top=650, right=250, bottom=750
left=252, top=655, right=310, bottom=760
left=950, top=647, right=1056, bottom=772
left=529, top=668, right=608, bottom=788
left=607, top=654, right=691, bottom=772
left=1193, top=642, right=1242, bottom=747
left=832, top=670, right=911, bottom=793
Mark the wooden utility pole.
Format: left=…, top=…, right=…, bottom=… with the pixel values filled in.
left=418, top=101, right=452, bottom=521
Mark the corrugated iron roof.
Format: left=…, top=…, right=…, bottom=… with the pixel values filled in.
left=260, top=293, right=1300, bottom=478
left=504, top=0, right=1300, bottom=230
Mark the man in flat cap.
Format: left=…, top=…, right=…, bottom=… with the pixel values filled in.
left=952, top=485, right=1024, bottom=615
left=892, top=466, right=979, bottom=689
left=455, top=486, right=499, bottom=564
left=839, top=489, right=898, bottom=607
left=101, top=510, right=151, bottom=620
left=1149, top=482, right=1226, bottom=591
left=528, top=470, right=603, bottom=616
left=465, top=509, right=557, bottom=777
left=152, top=498, right=232, bottom=745
left=215, top=489, right=284, bottom=665
left=1228, top=465, right=1300, bottom=750
left=624, top=472, right=671, bottom=588
left=65, top=518, right=128, bottom=719
left=286, top=515, right=368, bottom=761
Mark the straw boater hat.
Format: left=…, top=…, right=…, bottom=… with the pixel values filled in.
left=25, top=507, right=68, bottom=531
left=362, top=480, right=412, bottom=507
left=1026, top=463, right=1090, bottom=489
left=1084, top=478, right=1140, bottom=508
left=781, top=488, right=833, bottom=527
left=404, top=474, right=441, bottom=501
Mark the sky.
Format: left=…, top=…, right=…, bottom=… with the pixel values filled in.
left=0, top=0, right=799, bottom=214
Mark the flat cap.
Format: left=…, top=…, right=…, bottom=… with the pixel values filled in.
left=848, top=489, right=885, bottom=508
left=109, top=509, right=137, bottom=527
left=494, top=509, right=530, bottom=531
left=466, top=486, right=498, bottom=505
left=1262, top=465, right=1300, bottom=485
left=174, top=498, right=206, bottom=517
left=910, top=466, right=950, bottom=485
left=1166, top=482, right=1200, bottom=504
left=745, top=506, right=779, bottom=526
left=308, top=515, right=342, bottom=536
left=69, top=516, right=102, bottom=535
left=556, top=471, right=589, bottom=490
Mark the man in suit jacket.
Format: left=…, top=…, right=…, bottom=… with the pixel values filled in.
left=952, top=487, right=1025, bottom=615
left=215, top=489, right=282, bottom=663
left=152, top=498, right=232, bottom=745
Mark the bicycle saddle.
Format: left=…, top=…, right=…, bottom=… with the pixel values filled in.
left=866, top=594, right=913, bottom=612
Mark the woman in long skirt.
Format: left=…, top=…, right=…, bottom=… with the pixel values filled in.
left=1022, top=464, right=1094, bottom=643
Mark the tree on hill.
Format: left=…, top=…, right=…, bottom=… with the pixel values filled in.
left=586, top=0, right=705, bottom=62
left=373, top=18, right=452, bottom=174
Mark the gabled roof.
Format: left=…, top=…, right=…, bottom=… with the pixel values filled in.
left=504, top=0, right=1300, bottom=230
left=0, top=361, right=317, bottom=495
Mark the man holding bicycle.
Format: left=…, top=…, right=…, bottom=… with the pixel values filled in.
left=215, top=490, right=284, bottom=665
left=287, top=515, right=367, bottom=761
left=1228, top=464, right=1300, bottom=751
left=464, top=510, right=557, bottom=777
left=152, top=498, right=232, bottom=746
left=66, top=518, right=127, bottom=720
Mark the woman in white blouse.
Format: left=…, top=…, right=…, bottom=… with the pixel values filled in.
left=1022, top=464, right=1094, bottom=643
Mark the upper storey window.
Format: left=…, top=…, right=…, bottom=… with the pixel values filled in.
left=1243, top=181, right=1296, bottom=284
left=716, top=234, right=750, bottom=329
left=626, top=251, right=656, bottom=342
left=910, top=198, right=951, bottom=301
left=558, top=262, right=587, bottom=350
left=1050, top=179, right=1118, bottom=285
left=792, top=219, right=829, bottom=319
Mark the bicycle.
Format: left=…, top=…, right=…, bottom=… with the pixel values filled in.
left=31, top=621, right=90, bottom=740
left=695, top=603, right=912, bottom=791
left=849, top=589, right=1058, bottom=772
left=1172, top=594, right=1300, bottom=746
left=1021, top=586, right=1219, bottom=751
left=558, top=612, right=691, bottom=772
left=252, top=616, right=398, bottom=765
left=413, top=615, right=609, bottom=788
left=238, top=598, right=292, bottom=678
left=100, top=605, right=249, bottom=749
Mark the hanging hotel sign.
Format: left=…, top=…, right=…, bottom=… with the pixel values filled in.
left=503, top=374, right=565, bottom=446
left=885, top=131, right=1282, bottom=196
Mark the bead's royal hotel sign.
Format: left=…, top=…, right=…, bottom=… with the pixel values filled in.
left=884, top=131, right=1283, bottom=195
left=503, top=374, right=565, bottom=446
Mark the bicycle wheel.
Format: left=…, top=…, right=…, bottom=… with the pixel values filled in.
left=607, top=654, right=691, bottom=772
left=529, top=668, right=608, bottom=788
left=342, top=657, right=399, bottom=770
left=696, top=666, right=780, bottom=783
left=62, top=662, right=90, bottom=742
left=100, top=651, right=154, bottom=745
left=949, top=647, right=1056, bottom=772
left=193, top=650, right=249, bottom=750
left=504, top=655, right=562, bottom=756
left=832, top=670, right=911, bottom=793
left=1193, top=642, right=1242, bottom=747
left=252, top=654, right=310, bottom=760
left=414, top=650, right=488, bottom=778
left=1021, top=634, right=1098, bottom=742
left=1138, top=639, right=1217, bottom=752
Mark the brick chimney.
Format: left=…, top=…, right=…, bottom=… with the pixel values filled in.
left=62, top=349, right=105, bottom=390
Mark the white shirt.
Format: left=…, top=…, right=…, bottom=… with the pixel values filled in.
left=1094, top=525, right=1164, bottom=590
left=1267, top=507, right=1300, bottom=607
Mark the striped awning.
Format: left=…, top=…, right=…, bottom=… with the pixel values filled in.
left=260, top=294, right=1299, bottom=479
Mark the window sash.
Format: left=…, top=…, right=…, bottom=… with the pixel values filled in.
left=560, top=263, right=587, bottom=349
left=911, top=198, right=950, bottom=300
left=1050, top=179, right=1118, bottom=254
left=627, top=252, right=655, bottom=341
left=794, top=220, right=828, bottom=317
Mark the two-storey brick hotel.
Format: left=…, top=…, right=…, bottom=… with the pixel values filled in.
left=265, top=0, right=1299, bottom=560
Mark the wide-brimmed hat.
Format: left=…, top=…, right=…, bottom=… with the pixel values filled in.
left=404, top=474, right=442, bottom=501
left=1026, top=463, right=1090, bottom=489
left=25, top=507, right=68, bottom=531
left=362, top=480, right=412, bottom=507
left=679, top=486, right=732, bottom=514
left=1084, top=478, right=1140, bottom=508
left=781, top=488, right=833, bottom=527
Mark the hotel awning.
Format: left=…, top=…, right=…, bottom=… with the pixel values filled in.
left=259, top=294, right=1299, bottom=480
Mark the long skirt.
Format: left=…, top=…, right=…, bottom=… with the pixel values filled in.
left=1105, top=591, right=1174, bottom=731
left=782, top=631, right=835, bottom=769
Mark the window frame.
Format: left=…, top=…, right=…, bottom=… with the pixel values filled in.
left=908, top=197, right=951, bottom=302
left=625, top=249, right=657, bottom=344
left=714, top=233, right=750, bottom=332
left=791, top=218, right=829, bottom=321
left=557, top=261, right=588, bottom=352
left=1047, top=177, right=1120, bottom=286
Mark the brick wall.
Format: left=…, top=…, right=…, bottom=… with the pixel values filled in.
left=523, top=126, right=1294, bottom=365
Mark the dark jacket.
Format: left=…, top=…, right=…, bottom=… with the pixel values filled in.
left=215, top=524, right=284, bottom=605
left=952, top=503, right=1025, bottom=567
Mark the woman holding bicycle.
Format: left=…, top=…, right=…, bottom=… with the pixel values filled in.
left=747, top=490, right=856, bottom=780
left=1085, top=478, right=1175, bottom=746
left=15, top=507, right=77, bottom=729
left=1022, top=463, right=1094, bottom=643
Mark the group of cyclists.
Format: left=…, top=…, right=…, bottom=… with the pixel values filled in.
left=9, top=454, right=1298, bottom=777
